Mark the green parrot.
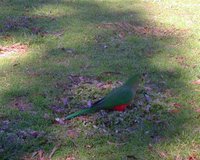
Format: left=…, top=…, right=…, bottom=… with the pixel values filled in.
left=65, top=74, right=141, bottom=120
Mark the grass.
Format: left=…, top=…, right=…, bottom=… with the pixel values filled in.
left=0, top=0, right=199, bottom=159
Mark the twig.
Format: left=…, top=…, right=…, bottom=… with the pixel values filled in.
left=107, top=141, right=126, bottom=146
left=31, top=151, right=38, bottom=158
left=70, top=139, right=78, bottom=148
left=48, top=143, right=61, bottom=159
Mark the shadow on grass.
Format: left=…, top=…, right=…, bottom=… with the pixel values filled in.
left=0, top=0, right=192, bottom=159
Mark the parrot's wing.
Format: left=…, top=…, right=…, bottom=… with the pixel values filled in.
left=92, top=86, right=134, bottom=109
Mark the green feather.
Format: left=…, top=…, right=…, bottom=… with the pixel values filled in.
left=65, top=107, right=97, bottom=119
left=65, top=74, right=140, bottom=120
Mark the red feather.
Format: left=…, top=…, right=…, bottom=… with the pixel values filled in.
left=113, top=104, right=128, bottom=111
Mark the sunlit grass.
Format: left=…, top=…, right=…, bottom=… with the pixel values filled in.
left=0, top=0, right=199, bottom=159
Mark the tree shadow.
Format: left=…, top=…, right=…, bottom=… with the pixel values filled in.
left=0, top=0, right=192, bottom=159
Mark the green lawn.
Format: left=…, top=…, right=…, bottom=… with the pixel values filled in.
left=0, top=0, right=199, bottom=159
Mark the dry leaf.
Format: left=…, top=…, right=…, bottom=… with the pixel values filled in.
left=158, top=151, right=168, bottom=158
left=168, top=109, right=180, bottom=114
left=61, top=98, right=68, bottom=106
left=87, top=100, right=92, bottom=107
left=196, top=108, right=200, bottom=113
left=38, top=150, right=49, bottom=160
left=9, top=97, right=32, bottom=111
left=173, top=103, right=182, bottom=108
left=66, top=129, right=79, bottom=139
left=148, top=144, right=168, bottom=158
left=29, top=130, right=40, bottom=138
left=66, top=155, right=76, bottom=160
left=76, top=116, right=91, bottom=122
left=54, top=118, right=65, bottom=125
left=85, top=144, right=92, bottom=149
left=174, top=155, right=183, bottom=160
left=188, top=154, right=198, bottom=160
left=49, top=105, right=65, bottom=114
left=148, top=144, right=154, bottom=151
left=192, top=79, right=200, bottom=85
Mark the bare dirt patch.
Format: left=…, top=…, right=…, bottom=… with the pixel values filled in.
left=98, top=22, right=188, bottom=38
left=54, top=74, right=121, bottom=113
left=1, top=16, right=64, bottom=37
left=175, top=56, right=190, bottom=68
left=0, top=43, right=28, bottom=57
left=2, top=16, right=32, bottom=31
left=9, top=97, right=32, bottom=111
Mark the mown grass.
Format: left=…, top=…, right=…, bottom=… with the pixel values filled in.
left=0, top=0, right=199, bottom=159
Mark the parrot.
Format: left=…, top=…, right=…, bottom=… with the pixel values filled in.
left=65, top=74, right=141, bottom=120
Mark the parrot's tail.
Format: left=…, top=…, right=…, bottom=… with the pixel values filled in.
left=65, top=107, right=96, bottom=120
